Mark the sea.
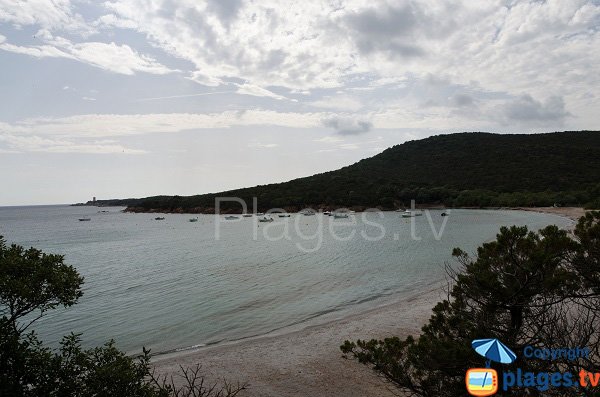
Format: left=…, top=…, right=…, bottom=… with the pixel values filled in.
left=0, top=205, right=573, bottom=355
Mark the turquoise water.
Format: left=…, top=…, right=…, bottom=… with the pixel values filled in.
left=0, top=205, right=572, bottom=355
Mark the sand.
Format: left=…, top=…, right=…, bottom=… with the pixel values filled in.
left=151, top=207, right=587, bottom=396
left=515, top=207, right=587, bottom=233
left=152, top=284, right=445, bottom=397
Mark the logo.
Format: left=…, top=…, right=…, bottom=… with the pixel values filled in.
left=466, top=368, right=498, bottom=396
left=467, top=339, right=598, bottom=394
left=466, top=339, right=516, bottom=396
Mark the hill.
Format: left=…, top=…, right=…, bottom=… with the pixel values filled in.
left=125, top=131, right=600, bottom=213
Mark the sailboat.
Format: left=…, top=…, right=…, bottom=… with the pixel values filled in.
left=401, top=210, right=423, bottom=218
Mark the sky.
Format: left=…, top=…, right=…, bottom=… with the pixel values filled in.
left=0, top=0, right=599, bottom=205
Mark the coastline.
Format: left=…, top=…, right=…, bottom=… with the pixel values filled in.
left=152, top=283, right=445, bottom=397
left=150, top=208, right=585, bottom=397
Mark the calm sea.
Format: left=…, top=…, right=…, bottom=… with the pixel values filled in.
left=0, top=205, right=572, bottom=355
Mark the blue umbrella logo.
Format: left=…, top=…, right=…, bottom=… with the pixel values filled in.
left=472, top=338, right=517, bottom=367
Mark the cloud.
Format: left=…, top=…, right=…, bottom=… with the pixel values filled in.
left=0, top=32, right=175, bottom=75
left=322, top=116, right=373, bottom=135
left=0, top=111, right=327, bottom=138
left=343, top=3, right=427, bottom=58
left=314, top=136, right=344, bottom=143
left=0, top=0, right=93, bottom=34
left=499, top=95, right=570, bottom=125
left=206, top=0, right=243, bottom=26
left=235, top=83, right=289, bottom=100
left=247, top=142, right=279, bottom=149
left=1, top=0, right=599, bottom=133
left=450, top=93, right=476, bottom=108
left=310, top=95, right=363, bottom=111
left=0, top=133, right=145, bottom=154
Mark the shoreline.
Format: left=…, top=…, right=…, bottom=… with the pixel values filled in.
left=150, top=208, right=584, bottom=396
left=152, top=283, right=445, bottom=397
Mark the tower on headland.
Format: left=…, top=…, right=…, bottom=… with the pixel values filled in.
left=92, top=197, right=97, bottom=204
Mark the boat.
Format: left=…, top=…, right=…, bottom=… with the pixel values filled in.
left=323, top=211, right=331, bottom=216
left=189, top=217, right=199, bottom=222
left=401, top=210, right=423, bottom=218
left=154, top=217, right=165, bottom=220
left=258, top=216, right=274, bottom=222
left=225, top=215, right=239, bottom=220
left=78, top=218, right=91, bottom=221
left=303, top=210, right=316, bottom=216
left=333, top=213, right=349, bottom=219
left=242, top=214, right=253, bottom=217
left=441, top=212, right=449, bottom=217
left=257, top=212, right=265, bottom=216
left=278, top=214, right=291, bottom=218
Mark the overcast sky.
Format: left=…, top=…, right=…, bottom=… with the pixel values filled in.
left=1, top=0, right=599, bottom=205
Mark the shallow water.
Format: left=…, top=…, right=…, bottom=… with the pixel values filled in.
left=0, top=205, right=572, bottom=354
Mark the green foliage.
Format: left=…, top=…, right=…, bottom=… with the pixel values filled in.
left=0, top=236, right=245, bottom=397
left=341, top=216, right=600, bottom=396
left=124, top=131, right=600, bottom=212
left=0, top=237, right=84, bottom=334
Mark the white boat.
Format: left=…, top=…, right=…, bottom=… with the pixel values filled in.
left=225, top=215, right=239, bottom=220
left=401, top=210, right=423, bottom=218
left=323, top=211, right=331, bottom=216
left=303, top=210, right=316, bottom=216
left=333, top=213, right=349, bottom=219
left=258, top=216, right=274, bottom=222
left=257, top=212, right=265, bottom=216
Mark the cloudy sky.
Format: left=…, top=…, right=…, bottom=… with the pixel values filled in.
left=1, top=0, right=599, bottom=205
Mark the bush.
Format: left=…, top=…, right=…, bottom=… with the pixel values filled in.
left=342, top=213, right=600, bottom=396
left=0, top=236, right=246, bottom=397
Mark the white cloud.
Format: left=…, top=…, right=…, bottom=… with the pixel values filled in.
left=0, top=111, right=328, bottom=138
left=0, top=0, right=599, bottom=134
left=235, top=83, right=289, bottom=101
left=0, top=133, right=146, bottom=154
left=0, top=0, right=92, bottom=34
left=248, top=142, right=279, bottom=149
left=314, top=136, right=344, bottom=143
left=0, top=31, right=175, bottom=75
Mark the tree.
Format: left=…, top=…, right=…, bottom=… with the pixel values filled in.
left=0, top=238, right=83, bottom=336
left=0, top=236, right=245, bottom=397
left=341, top=219, right=600, bottom=396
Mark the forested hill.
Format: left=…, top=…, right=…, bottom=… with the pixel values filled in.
left=124, top=131, right=600, bottom=213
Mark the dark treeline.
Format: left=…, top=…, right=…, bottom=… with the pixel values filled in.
left=117, top=131, right=600, bottom=213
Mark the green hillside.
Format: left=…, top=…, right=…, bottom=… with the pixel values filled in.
left=125, top=131, right=600, bottom=213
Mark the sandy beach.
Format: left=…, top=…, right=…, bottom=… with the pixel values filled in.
left=515, top=207, right=587, bottom=231
left=151, top=208, right=587, bottom=397
left=152, top=284, right=444, bottom=397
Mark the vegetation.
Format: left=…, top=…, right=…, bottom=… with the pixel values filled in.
left=341, top=211, right=600, bottom=396
left=0, top=237, right=245, bottom=397
left=119, top=131, right=600, bottom=213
